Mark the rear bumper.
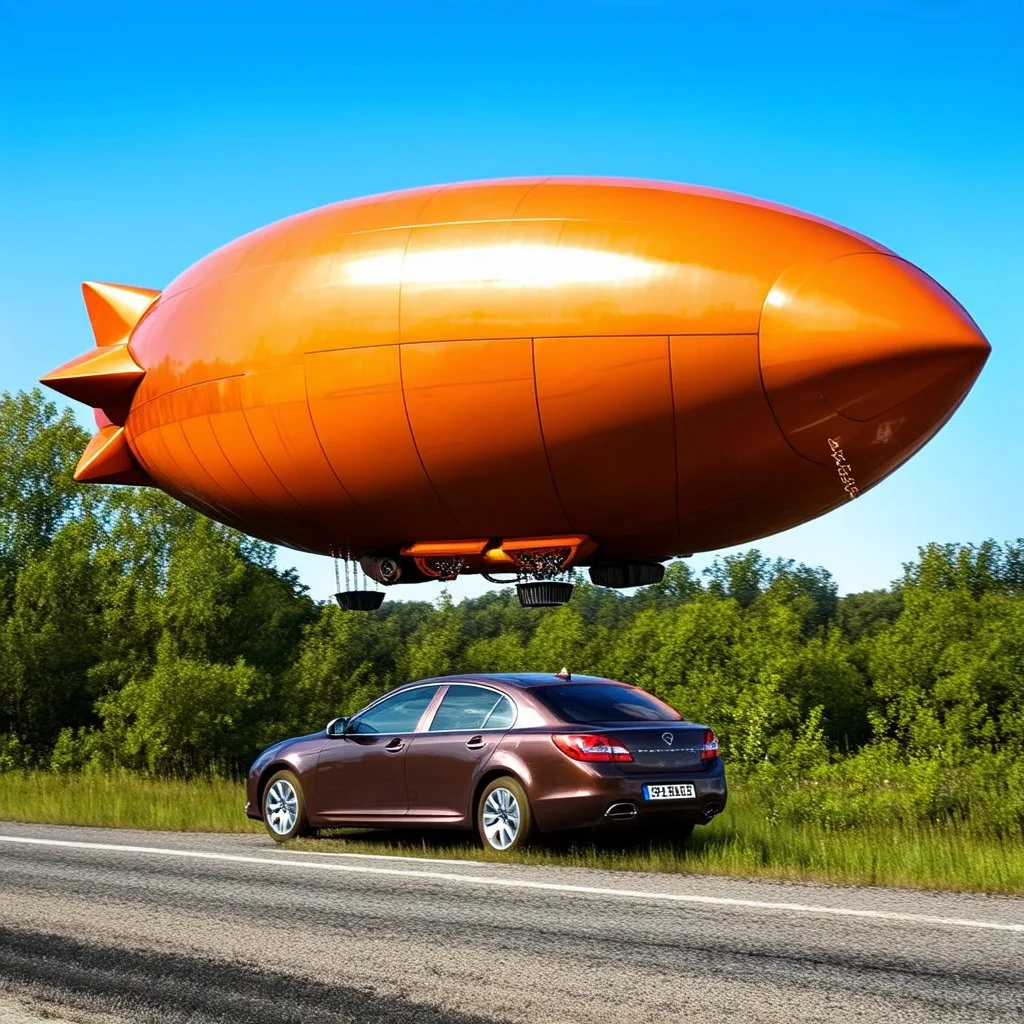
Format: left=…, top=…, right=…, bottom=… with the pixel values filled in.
left=530, top=759, right=727, bottom=833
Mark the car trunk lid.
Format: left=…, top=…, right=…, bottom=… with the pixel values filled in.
left=607, top=724, right=712, bottom=772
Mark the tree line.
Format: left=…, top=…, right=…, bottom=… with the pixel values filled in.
left=2, top=389, right=1022, bottom=837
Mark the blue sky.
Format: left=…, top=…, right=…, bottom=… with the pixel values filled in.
left=1, top=1, right=1021, bottom=602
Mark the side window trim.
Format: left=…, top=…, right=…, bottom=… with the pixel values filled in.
left=424, top=683, right=518, bottom=733
left=416, top=685, right=448, bottom=733
left=479, top=696, right=507, bottom=729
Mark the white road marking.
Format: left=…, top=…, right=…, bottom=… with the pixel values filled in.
left=2, top=834, right=1021, bottom=934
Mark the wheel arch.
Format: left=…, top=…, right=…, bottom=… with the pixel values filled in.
left=471, top=766, right=534, bottom=830
left=256, top=761, right=298, bottom=816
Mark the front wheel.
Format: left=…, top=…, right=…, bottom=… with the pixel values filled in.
left=262, top=770, right=312, bottom=843
left=477, top=776, right=534, bottom=853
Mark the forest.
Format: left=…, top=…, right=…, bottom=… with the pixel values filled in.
left=2, top=388, right=1023, bottom=842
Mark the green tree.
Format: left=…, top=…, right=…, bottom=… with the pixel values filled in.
left=93, top=639, right=271, bottom=775
left=704, top=550, right=770, bottom=607
left=284, top=604, right=407, bottom=733
left=0, top=389, right=98, bottom=579
left=836, top=588, right=903, bottom=641
left=0, top=517, right=113, bottom=756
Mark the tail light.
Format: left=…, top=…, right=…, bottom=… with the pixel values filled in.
left=552, top=733, right=634, bottom=763
left=701, top=729, right=719, bottom=761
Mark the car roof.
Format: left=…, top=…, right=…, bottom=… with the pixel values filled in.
left=424, top=672, right=624, bottom=689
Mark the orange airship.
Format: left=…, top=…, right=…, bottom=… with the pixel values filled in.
left=42, top=177, right=989, bottom=604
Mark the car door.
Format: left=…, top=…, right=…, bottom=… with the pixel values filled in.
left=403, top=684, right=517, bottom=822
left=312, top=684, right=440, bottom=822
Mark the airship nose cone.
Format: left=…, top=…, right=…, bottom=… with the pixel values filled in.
left=760, top=252, right=989, bottom=469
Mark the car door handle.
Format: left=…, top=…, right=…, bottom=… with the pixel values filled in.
left=384, top=738, right=405, bottom=753
left=466, top=736, right=485, bottom=750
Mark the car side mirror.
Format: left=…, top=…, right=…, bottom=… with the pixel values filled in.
left=326, top=717, right=348, bottom=737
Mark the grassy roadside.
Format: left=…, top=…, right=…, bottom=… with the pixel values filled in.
left=0, top=772, right=261, bottom=835
left=1, top=771, right=1021, bottom=895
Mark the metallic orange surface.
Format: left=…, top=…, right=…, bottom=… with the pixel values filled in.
left=41, top=177, right=990, bottom=574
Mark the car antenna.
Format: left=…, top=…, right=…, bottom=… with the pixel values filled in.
left=556, top=667, right=571, bottom=681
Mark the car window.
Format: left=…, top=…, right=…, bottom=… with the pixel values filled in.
left=349, top=686, right=439, bottom=734
left=429, top=685, right=516, bottom=732
left=482, top=694, right=516, bottom=729
left=532, top=683, right=681, bottom=724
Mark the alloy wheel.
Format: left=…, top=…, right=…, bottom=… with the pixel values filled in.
left=266, top=778, right=298, bottom=835
left=482, top=787, right=521, bottom=850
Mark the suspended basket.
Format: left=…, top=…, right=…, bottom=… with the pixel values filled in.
left=517, top=580, right=574, bottom=608
left=589, top=562, right=665, bottom=588
left=334, top=590, right=385, bottom=612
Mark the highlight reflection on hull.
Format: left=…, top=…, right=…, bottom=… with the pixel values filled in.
left=41, top=177, right=990, bottom=585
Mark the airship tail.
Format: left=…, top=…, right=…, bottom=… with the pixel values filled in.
left=39, top=281, right=160, bottom=487
left=80, top=281, right=161, bottom=347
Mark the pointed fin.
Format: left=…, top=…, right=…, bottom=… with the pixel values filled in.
left=74, top=425, right=153, bottom=486
left=82, top=281, right=160, bottom=346
left=40, top=343, right=145, bottom=408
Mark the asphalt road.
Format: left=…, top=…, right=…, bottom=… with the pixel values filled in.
left=0, top=822, right=1021, bottom=1024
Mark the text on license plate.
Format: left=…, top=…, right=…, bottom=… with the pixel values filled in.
left=643, top=783, right=696, bottom=801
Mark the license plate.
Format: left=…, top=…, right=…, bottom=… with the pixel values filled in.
left=643, top=783, right=696, bottom=801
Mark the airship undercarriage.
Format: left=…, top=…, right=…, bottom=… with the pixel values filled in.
left=352, top=535, right=667, bottom=609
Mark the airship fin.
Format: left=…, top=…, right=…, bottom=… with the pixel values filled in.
left=38, top=281, right=159, bottom=487
left=81, top=281, right=160, bottom=346
left=74, top=424, right=152, bottom=486
left=39, top=343, right=145, bottom=408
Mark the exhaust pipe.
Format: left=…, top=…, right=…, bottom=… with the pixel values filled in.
left=702, top=802, right=721, bottom=820
left=605, top=802, right=638, bottom=820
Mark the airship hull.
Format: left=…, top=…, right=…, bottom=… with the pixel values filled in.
left=42, top=178, right=990, bottom=579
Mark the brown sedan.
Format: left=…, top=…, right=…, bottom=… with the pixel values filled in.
left=245, top=672, right=727, bottom=852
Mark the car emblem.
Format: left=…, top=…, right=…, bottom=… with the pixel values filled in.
left=662, top=732, right=674, bottom=746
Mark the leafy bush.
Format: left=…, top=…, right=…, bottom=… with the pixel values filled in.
left=92, top=642, right=272, bottom=776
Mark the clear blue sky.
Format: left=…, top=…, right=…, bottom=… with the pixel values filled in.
left=1, top=1, right=1021, bottom=602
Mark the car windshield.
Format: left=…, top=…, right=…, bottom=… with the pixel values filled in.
left=533, top=683, right=682, bottom=724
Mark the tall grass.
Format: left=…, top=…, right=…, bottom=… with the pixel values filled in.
left=0, top=772, right=261, bottom=834
left=1, top=771, right=1021, bottom=894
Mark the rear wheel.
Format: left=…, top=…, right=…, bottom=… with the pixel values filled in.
left=477, top=776, right=533, bottom=853
left=262, top=770, right=312, bottom=843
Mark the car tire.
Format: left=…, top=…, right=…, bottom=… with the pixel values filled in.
left=477, top=776, right=534, bottom=854
left=262, top=769, right=312, bottom=843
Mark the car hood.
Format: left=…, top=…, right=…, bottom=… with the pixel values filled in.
left=251, top=732, right=326, bottom=772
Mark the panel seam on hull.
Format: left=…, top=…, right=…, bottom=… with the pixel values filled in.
left=157, top=215, right=579, bottom=303
left=509, top=178, right=552, bottom=219
left=236, top=404, right=324, bottom=540
left=125, top=424, right=161, bottom=484
left=203, top=412, right=319, bottom=548
left=667, top=336, right=682, bottom=544
left=131, top=370, right=353, bottom=525
left=301, top=332, right=759, bottom=357
left=397, top=344, right=468, bottom=534
left=293, top=379, right=363, bottom=514
left=175, top=418, right=254, bottom=533
left=402, top=185, right=454, bottom=339
left=754, top=296, right=830, bottom=468
left=531, top=337, right=574, bottom=533
left=341, top=216, right=573, bottom=236
left=149, top=422, right=237, bottom=524
left=130, top=424, right=198, bottom=507
left=384, top=183, right=473, bottom=537
left=128, top=373, right=246, bottom=414
left=127, top=337, right=763, bottom=423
